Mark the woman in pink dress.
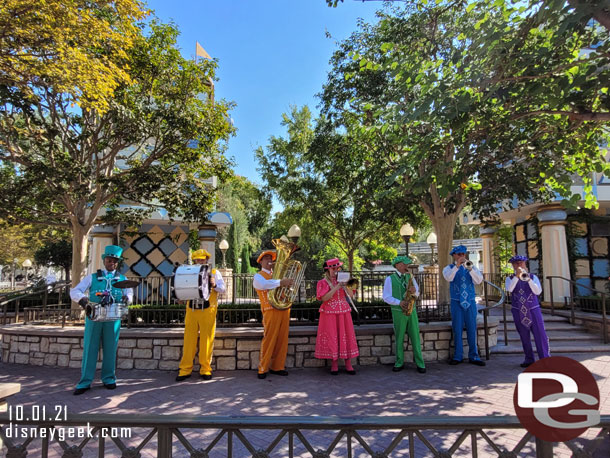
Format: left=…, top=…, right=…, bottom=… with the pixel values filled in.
left=314, top=258, right=359, bottom=375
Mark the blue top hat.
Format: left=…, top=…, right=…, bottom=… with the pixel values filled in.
left=450, top=245, right=467, bottom=255
left=101, top=245, right=124, bottom=260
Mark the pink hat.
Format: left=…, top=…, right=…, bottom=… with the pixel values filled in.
left=323, top=258, right=343, bottom=270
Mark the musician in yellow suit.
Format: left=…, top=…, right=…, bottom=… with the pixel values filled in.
left=254, top=250, right=294, bottom=379
left=175, top=249, right=226, bottom=382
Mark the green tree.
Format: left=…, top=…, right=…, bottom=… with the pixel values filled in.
left=0, top=21, right=235, bottom=285
left=320, top=5, right=608, bottom=301
left=34, top=240, right=72, bottom=281
left=493, top=225, right=515, bottom=275
left=215, top=175, right=272, bottom=266
left=0, top=0, right=148, bottom=113
left=257, top=106, right=421, bottom=271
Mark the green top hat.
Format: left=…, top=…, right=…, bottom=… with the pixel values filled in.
left=101, top=245, right=124, bottom=260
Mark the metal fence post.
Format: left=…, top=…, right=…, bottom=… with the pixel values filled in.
left=157, top=427, right=172, bottom=457
left=535, top=437, right=553, bottom=457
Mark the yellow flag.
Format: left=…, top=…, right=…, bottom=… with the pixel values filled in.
left=196, top=41, right=211, bottom=60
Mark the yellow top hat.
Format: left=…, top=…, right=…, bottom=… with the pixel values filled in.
left=192, top=249, right=211, bottom=260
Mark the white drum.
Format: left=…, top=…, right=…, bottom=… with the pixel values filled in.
left=88, top=302, right=128, bottom=322
left=173, top=264, right=211, bottom=301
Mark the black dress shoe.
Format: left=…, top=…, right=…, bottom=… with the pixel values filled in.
left=520, top=362, right=533, bottom=368
left=257, top=372, right=267, bottom=379
left=201, top=373, right=212, bottom=380
left=346, top=369, right=356, bottom=375
left=392, top=365, right=404, bottom=372
left=416, top=367, right=427, bottom=374
left=73, top=387, right=90, bottom=395
left=449, top=359, right=462, bottom=365
left=469, top=359, right=486, bottom=366
left=269, top=369, right=288, bottom=376
left=103, top=383, right=117, bottom=390
left=330, top=370, right=339, bottom=376
left=175, top=374, right=192, bottom=382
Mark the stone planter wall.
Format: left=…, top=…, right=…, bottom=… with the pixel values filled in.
left=0, top=320, right=497, bottom=371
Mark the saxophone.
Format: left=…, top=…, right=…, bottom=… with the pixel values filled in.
left=268, top=237, right=306, bottom=310
left=401, top=273, right=416, bottom=316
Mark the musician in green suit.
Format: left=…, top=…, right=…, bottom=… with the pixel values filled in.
left=382, top=256, right=426, bottom=373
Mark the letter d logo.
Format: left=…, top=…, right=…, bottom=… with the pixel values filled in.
left=513, top=356, right=600, bottom=442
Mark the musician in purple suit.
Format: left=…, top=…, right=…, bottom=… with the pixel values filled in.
left=505, top=255, right=550, bottom=368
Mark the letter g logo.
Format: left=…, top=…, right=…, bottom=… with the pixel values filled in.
left=513, top=357, right=600, bottom=442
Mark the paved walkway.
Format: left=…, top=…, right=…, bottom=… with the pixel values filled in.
left=1, top=353, right=609, bottom=457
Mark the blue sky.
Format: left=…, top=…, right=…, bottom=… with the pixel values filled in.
left=145, top=0, right=382, bottom=187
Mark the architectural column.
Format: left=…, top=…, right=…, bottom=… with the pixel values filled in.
left=88, top=225, right=116, bottom=273
left=198, top=224, right=218, bottom=268
left=479, top=226, right=498, bottom=275
left=537, top=207, right=571, bottom=304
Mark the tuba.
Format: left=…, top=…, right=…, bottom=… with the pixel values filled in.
left=401, top=273, right=416, bottom=316
left=268, top=237, right=307, bottom=310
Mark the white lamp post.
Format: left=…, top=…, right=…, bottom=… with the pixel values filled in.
left=400, top=223, right=415, bottom=257
left=219, top=239, right=229, bottom=268
left=426, top=232, right=437, bottom=265
left=22, top=259, right=32, bottom=283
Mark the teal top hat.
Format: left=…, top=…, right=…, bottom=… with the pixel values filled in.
left=101, top=245, right=124, bottom=260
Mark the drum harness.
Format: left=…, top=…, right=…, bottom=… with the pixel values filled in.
left=96, top=269, right=123, bottom=306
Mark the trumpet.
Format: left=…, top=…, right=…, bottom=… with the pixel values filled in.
left=464, top=260, right=473, bottom=271
left=518, top=268, right=530, bottom=281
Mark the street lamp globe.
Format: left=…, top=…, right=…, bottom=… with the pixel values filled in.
left=400, top=223, right=414, bottom=237
left=219, top=239, right=229, bottom=268
left=22, top=259, right=32, bottom=268
left=288, top=224, right=301, bottom=244
left=400, top=223, right=415, bottom=256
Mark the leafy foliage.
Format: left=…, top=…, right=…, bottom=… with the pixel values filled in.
left=0, top=20, right=235, bottom=282
left=0, top=0, right=148, bottom=112
left=256, top=106, right=422, bottom=271
left=34, top=240, right=72, bottom=280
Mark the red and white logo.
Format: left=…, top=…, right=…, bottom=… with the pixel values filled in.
left=513, top=356, right=600, bottom=441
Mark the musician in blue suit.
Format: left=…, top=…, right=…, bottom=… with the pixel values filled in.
left=70, top=245, right=132, bottom=395
left=442, top=245, right=485, bottom=366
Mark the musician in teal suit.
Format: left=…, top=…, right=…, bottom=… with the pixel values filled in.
left=70, top=245, right=133, bottom=395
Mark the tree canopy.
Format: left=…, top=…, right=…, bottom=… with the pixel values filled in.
left=256, top=105, right=422, bottom=271
left=319, top=2, right=608, bottom=299
left=0, top=0, right=148, bottom=112
left=0, top=19, right=235, bottom=283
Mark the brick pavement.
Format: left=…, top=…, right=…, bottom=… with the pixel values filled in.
left=1, top=353, right=609, bottom=457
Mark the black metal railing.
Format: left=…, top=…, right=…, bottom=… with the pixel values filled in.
left=546, top=275, right=608, bottom=344
left=0, top=413, right=607, bottom=457
left=0, top=281, right=71, bottom=325
left=9, top=272, right=506, bottom=330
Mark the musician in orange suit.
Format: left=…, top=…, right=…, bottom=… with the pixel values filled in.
left=254, top=250, right=294, bottom=379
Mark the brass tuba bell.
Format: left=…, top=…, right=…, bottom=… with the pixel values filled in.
left=268, top=237, right=306, bottom=310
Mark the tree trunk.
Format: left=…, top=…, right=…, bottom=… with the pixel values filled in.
left=430, top=213, right=459, bottom=305
left=71, top=224, right=91, bottom=308
left=347, top=249, right=355, bottom=273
